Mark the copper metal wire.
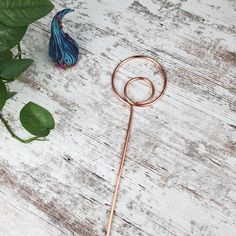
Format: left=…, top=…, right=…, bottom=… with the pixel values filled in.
left=106, top=55, right=167, bottom=236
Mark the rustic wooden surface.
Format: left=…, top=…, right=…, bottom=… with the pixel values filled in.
left=0, top=0, right=236, bottom=235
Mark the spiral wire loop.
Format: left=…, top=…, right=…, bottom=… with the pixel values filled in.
left=106, top=55, right=167, bottom=236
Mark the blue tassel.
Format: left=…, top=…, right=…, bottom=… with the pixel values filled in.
left=49, top=8, right=79, bottom=69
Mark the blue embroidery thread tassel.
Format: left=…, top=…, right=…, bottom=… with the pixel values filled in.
left=49, top=8, right=79, bottom=69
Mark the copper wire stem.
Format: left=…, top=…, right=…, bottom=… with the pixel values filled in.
left=106, top=104, right=134, bottom=236
left=106, top=55, right=167, bottom=236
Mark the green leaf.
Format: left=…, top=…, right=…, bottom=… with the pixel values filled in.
left=20, top=102, right=55, bottom=137
left=6, top=91, right=17, bottom=100
left=0, top=80, right=7, bottom=111
left=0, top=22, right=27, bottom=52
left=0, top=59, right=33, bottom=80
left=0, top=50, right=13, bottom=61
left=0, top=0, right=54, bottom=27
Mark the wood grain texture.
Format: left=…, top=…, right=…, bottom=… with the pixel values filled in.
left=0, top=0, right=236, bottom=235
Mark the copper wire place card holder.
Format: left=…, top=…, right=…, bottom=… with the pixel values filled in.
left=106, top=55, right=167, bottom=235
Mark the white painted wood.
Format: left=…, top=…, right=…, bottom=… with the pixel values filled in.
left=0, top=188, right=67, bottom=236
left=0, top=0, right=236, bottom=235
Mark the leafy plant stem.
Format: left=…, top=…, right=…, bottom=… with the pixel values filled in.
left=0, top=113, right=43, bottom=143
left=14, top=43, right=22, bottom=59
left=0, top=0, right=55, bottom=143
left=18, top=43, right=22, bottom=59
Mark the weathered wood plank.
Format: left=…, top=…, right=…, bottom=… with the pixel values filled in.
left=0, top=0, right=235, bottom=235
left=0, top=187, right=66, bottom=236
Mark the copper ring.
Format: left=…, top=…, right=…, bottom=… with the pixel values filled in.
left=111, top=55, right=167, bottom=107
left=107, top=55, right=167, bottom=236
left=124, top=77, right=155, bottom=106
